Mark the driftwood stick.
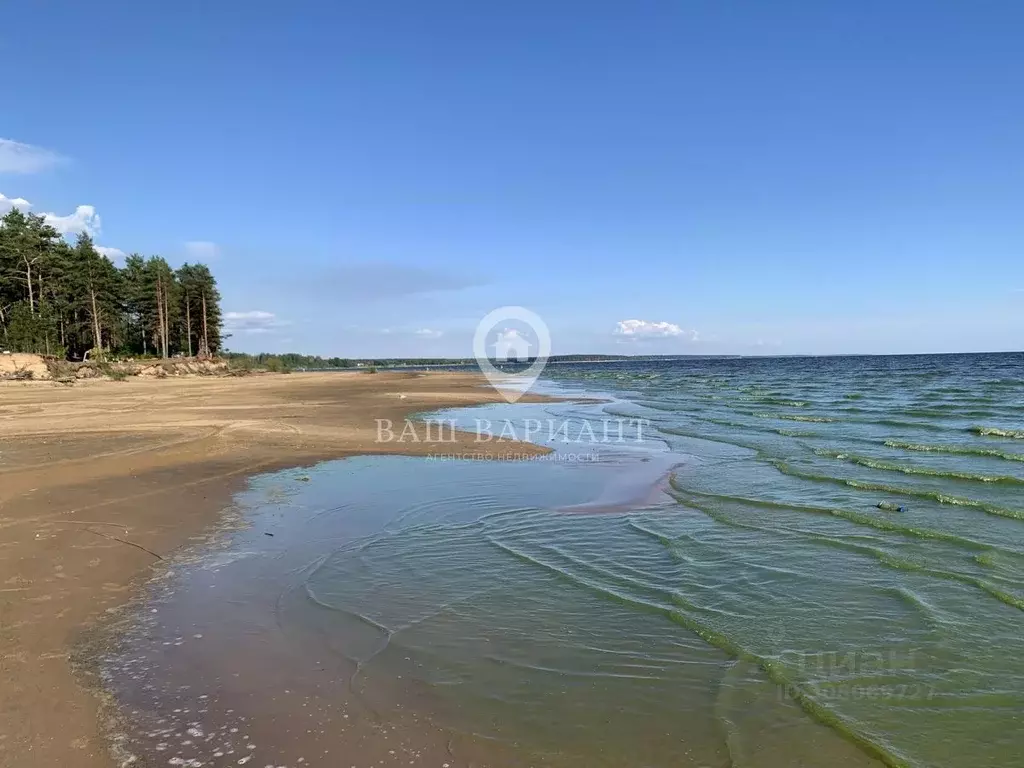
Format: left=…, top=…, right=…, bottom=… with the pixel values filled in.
left=80, top=528, right=164, bottom=560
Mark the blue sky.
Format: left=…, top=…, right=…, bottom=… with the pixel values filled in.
left=2, top=1, right=1022, bottom=357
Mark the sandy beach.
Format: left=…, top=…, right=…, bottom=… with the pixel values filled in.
left=0, top=371, right=549, bottom=768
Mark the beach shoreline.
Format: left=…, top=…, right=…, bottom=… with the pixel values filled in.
left=0, top=371, right=553, bottom=768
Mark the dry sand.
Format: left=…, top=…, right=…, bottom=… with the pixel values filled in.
left=0, top=371, right=550, bottom=768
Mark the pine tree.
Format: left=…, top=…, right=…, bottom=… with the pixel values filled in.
left=142, top=257, right=178, bottom=358
left=0, top=212, right=224, bottom=359
left=68, top=234, right=121, bottom=358
left=121, top=254, right=150, bottom=354
left=1, top=209, right=63, bottom=351
left=176, top=264, right=199, bottom=357
left=191, top=264, right=222, bottom=355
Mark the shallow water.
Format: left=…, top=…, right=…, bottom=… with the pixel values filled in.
left=101, top=354, right=1024, bottom=767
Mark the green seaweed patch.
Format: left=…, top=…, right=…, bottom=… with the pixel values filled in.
left=884, top=440, right=1024, bottom=463
left=970, top=426, right=1024, bottom=439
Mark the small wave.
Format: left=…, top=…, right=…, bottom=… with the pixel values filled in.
left=767, top=460, right=1024, bottom=521
left=603, top=405, right=668, bottom=422
left=659, top=426, right=762, bottom=452
left=902, top=407, right=996, bottom=419
left=753, top=412, right=836, bottom=423
left=703, top=416, right=755, bottom=429
left=983, top=378, right=1023, bottom=389
left=851, top=417, right=950, bottom=432
left=884, top=440, right=1024, bottom=463
left=666, top=479, right=1002, bottom=552
left=882, top=586, right=945, bottom=627
left=700, top=416, right=816, bottom=439
left=741, top=397, right=810, bottom=408
left=813, top=449, right=1024, bottom=485
left=970, top=426, right=1024, bottom=439
left=485, top=537, right=670, bottom=616
left=492, top=519, right=917, bottom=767
left=669, top=486, right=1024, bottom=614
left=634, top=400, right=694, bottom=413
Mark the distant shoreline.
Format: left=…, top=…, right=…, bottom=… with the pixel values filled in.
left=277, top=349, right=1023, bottom=373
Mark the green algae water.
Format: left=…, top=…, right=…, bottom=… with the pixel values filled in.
left=101, top=353, right=1024, bottom=768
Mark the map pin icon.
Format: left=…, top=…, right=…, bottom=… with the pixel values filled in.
left=473, top=306, right=551, bottom=403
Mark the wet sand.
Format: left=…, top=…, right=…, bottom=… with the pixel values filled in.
left=0, top=372, right=550, bottom=768
left=93, top=459, right=540, bottom=768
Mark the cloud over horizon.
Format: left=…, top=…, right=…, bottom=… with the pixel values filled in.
left=614, top=319, right=698, bottom=341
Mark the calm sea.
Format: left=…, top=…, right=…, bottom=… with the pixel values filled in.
left=101, top=353, right=1024, bottom=768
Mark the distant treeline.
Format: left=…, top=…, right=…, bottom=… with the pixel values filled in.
left=1, top=208, right=223, bottom=360
left=222, top=352, right=357, bottom=372
left=214, top=352, right=734, bottom=374
left=221, top=353, right=475, bottom=371
left=548, top=354, right=626, bottom=362
left=220, top=353, right=640, bottom=373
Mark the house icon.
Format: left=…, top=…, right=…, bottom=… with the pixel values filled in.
left=491, top=329, right=532, bottom=362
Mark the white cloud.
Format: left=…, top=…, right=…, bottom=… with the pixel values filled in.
left=96, top=246, right=127, bottom=263
left=184, top=240, right=221, bottom=262
left=0, top=194, right=101, bottom=237
left=0, top=139, right=63, bottom=174
left=414, top=328, right=443, bottom=338
left=614, top=319, right=698, bottom=340
left=224, top=310, right=288, bottom=335
left=0, top=193, right=31, bottom=213
left=43, top=205, right=101, bottom=236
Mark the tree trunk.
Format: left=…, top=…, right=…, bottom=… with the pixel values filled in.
left=155, top=276, right=165, bottom=358
left=200, top=292, right=210, bottom=357
left=163, top=283, right=170, bottom=358
left=25, top=259, right=34, bottom=314
left=90, top=288, right=102, bottom=354
left=185, top=293, right=193, bottom=357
